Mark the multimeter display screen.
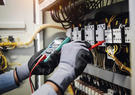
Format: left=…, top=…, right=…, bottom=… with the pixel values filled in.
left=54, top=39, right=63, bottom=45
left=49, top=38, right=64, bottom=48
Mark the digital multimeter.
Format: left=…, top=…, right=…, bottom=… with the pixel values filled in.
left=41, top=37, right=70, bottom=62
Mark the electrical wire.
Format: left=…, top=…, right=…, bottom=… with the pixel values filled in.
left=29, top=54, right=47, bottom=93
left=17, top=24, right=65, bottom=46
left=0, top=51, right=8, bottom=71
left=67, top=85, right=75, bottom=95
left=0, top=24, right=65, bottom=47
left=108, top=16, right=116, bottom=27
left=105, top=45, right=131, bottom=73
left=8, top=62, right=21, bottom=66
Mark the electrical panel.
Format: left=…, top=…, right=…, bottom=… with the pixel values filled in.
left=46, top=0, right=131, bottom=94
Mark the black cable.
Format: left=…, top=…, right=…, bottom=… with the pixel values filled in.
left=50, top=0, right=106, bottom=29
left=30, top=78, right=36, bottom=91
left=52, top=1, right=73, bottom=28
left=51, top=9, right=71, bottom=29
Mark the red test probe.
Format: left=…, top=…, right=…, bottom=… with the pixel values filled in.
left=89, top=41, right=105, bottom=50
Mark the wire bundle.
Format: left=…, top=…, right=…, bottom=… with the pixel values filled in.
left=50, top=0, right=123, bottom=29
left=105, top=45, right=131, bottom=73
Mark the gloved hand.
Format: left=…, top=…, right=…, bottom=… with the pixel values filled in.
left=28, top=50, right=60, bottom=75
left=15, top=49, right=60, bottom=82
left=47, top=41, right=93, bottom=94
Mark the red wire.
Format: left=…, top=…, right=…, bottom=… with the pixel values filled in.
left=29, top=54, right=47, bottom=93
left=89, top=41, right=105, bottom=50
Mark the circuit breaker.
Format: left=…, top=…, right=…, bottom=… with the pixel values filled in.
left=105, top=29, right=113, bottom=43
left=96, top=24, right=105, bottom=42
left=85, top=25, right=95, bottom=45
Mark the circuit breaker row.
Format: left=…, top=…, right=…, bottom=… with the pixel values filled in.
left=74, top=80, right=104, bottom=95
left=67, top=24, right=130, bottom=45
left=74, top=73, right=130, bottom=95
left=74, top=80, right=118, bottom=95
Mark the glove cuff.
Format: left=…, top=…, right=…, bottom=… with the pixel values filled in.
left=47, top=63, right=75, bottom=93
left=15, top=63, right=29, bottom=82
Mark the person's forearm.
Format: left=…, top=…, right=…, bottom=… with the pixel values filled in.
left=0, top=70, right=19, bottom=94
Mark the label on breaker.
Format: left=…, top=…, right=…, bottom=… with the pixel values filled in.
left=105, top=29, right=113, bottom=43
left=85, top=25, right=95, bottom=45
left=96, top=24, right=105, bottom=46
left=113, top=29, right=122, bottom=43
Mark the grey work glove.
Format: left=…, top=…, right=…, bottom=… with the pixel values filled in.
left=47, top=41, right=93, bottom=94
left=15, top=49, right=60, bottom=82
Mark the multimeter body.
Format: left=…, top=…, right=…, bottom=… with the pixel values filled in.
left=42, top=37, right=70, bottom=62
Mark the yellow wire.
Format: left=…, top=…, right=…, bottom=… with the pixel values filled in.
left=105, top=46, right=131, bottom=73
left=67, top=85, right=75, bottom=95
left=17, top=24, right=65, bottom=46
left=0, top=24, right=65, bottom=47
left=0, top=42, right=17, bottom=47
left=8, top=62, right=21, bottom=66
left=0, top=51, right=8, bottom=71
left=108, top=16, right=116, bottom=27
left=0, top=24, right=65, bottom=70
left=1, top=54, right=8, bottom=70
left=0, top=52, right=4, bottom=66
left=125, top=18, right=128, bottom=25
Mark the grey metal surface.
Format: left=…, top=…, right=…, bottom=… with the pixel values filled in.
left=84, top=64, right=131, bottom=89
left=129, top=0, right=135, bottom=94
